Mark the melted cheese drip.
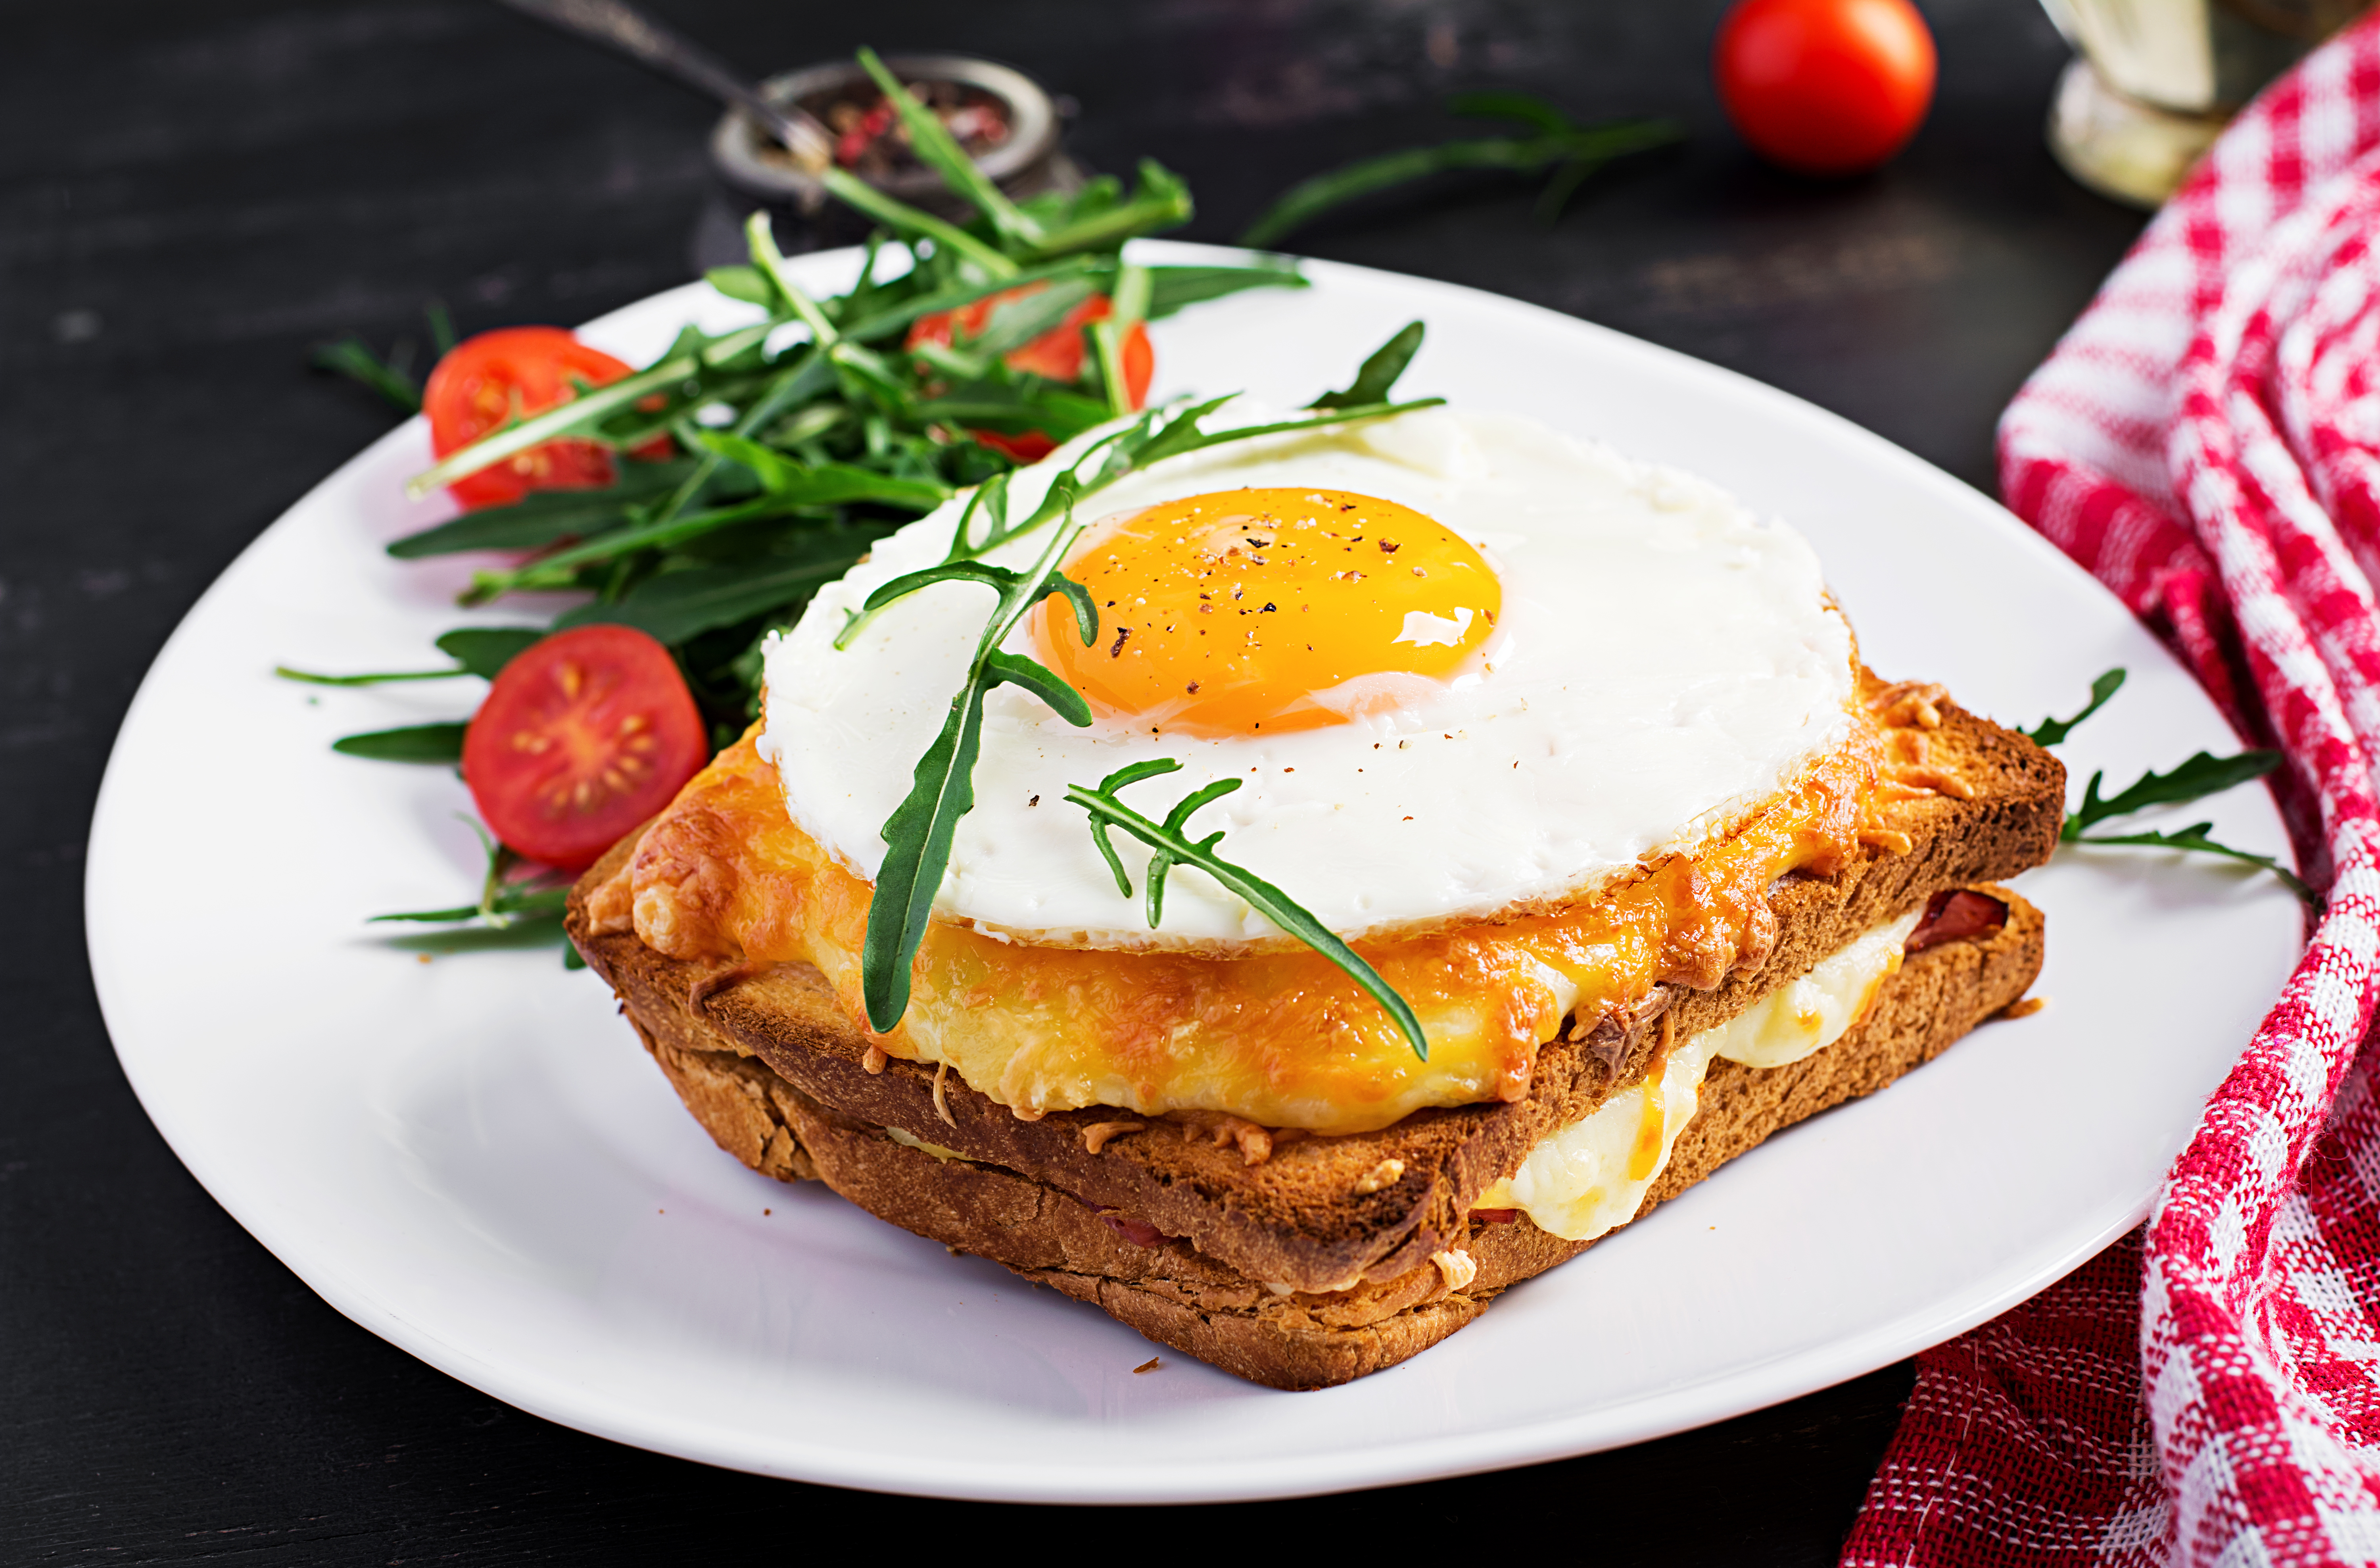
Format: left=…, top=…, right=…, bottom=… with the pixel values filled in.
left=617, top=721, right=1885, bottom=1135
left=1472, top=911, right=1921, bottom=1241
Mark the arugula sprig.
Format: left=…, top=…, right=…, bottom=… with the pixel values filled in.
left=1240, top=92, right=1679, bottom=248
left=368, top=820, right=583, bottom=966
left=846, top=326, right=1444, bottom=1034
left=856, top=484, right=1100, bottom=1030
left=835, top=385, right=1447, bottom=646
left=2072, top=823, right=2312, bottom=902
left=2060, top=749, right=2306, bottom=903
left=2061, top=748, right=2284, bottom=839
left=2027, top=667, right=2308, bottom=904
left=279, top=627, right=542, bottom=688
left=1310, top=321, right=1424, bottom=409
left=1068, top=760, right=1431, bottom=1062
left=311, top=302, right=456, bottom=413
left=2025, top=667, right=2125, bottom=746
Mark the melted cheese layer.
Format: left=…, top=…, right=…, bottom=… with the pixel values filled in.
left=1472, top=910, right=1921, bottom=1241
left=616, top=721, right=1886, bottom=1135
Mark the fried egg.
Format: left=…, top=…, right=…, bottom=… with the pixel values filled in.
left=759, top=405, right=1856, bottom=949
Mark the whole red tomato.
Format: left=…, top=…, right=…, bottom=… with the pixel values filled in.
left=1714, top=0, right=1937, bottom=176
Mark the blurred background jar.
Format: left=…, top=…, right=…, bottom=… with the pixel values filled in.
left=2042, top=0, right=2375, bottom=205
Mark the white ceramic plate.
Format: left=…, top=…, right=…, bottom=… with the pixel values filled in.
left=88, top=243, right=2304, bottom=1504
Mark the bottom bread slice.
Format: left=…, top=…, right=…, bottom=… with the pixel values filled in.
left=625, top=887, right=2044, bottom=1389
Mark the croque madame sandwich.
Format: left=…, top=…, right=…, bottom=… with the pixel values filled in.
left=565, top=402, right=2062, bottom=1390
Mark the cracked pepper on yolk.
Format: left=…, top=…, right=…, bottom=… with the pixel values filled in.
left=1035, top=488, right=1500, bottom=736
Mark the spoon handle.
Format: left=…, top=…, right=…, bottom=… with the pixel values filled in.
left=495, top=0, right=833, bottom=169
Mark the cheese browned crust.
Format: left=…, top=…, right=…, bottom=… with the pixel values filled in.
left=583, top=670, right=2019, bottom=1135
left=569, top=686, right=2063, bottom=1299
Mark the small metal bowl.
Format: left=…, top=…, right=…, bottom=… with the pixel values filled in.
left=709, top=54, right=1073, bottom=219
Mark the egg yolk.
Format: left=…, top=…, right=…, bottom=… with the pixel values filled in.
left=1035, top=488, right=1500, bottom=736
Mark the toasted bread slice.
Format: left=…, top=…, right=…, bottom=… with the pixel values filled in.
left=569, top=693, right=2062, bottom=1297
left=609, top=888, right=2043, bottom=1388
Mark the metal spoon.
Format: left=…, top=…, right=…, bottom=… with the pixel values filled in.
left=495, top=0, right=836, bottom=174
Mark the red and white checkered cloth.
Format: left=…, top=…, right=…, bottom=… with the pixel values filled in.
left=1839, top=18, right=2380, bottom=1566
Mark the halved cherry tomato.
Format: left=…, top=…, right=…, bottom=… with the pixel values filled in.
left=461, top=624, right=708, bottom=872
left=1713, top=0, right=1936, bottom=177
left=907, top=284, right=1154, bottom=463
left=423, top=326, right=670, bottom=511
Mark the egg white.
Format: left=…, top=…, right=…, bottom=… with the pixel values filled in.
left=758, top=405, right=1856, bottom=949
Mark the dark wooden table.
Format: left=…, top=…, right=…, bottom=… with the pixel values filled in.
left=3, top=2, right=2144, bottom=1560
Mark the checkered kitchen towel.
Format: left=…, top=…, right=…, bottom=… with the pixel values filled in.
left=1839, top=17, right=2380, bottom=1566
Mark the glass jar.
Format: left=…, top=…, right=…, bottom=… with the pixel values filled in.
left=2041, top=0, right=2375, bottom=205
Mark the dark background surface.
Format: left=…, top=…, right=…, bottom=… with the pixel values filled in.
left=2, top=1, right=2144, bottom=1561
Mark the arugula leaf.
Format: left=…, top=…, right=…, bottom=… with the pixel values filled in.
left=1310, top=321, right=1424, bottom=409
left=387, top=462, right=699, bottom=558
left=744, top=209, right=842, bottom=346
left=1030, top=159, right=1196, bottom=257
left=1065, top=759, right=1431, bottom=1062
left=2062, top=750, right=2284, bottom=840
left=826, top=339, right=919, bottom=417
left=2072, top=822, right=2316, bottom=906
left=1144, top=262, right=1308, bottom=319
left=372, top=886, right=569, bottom=925
left=2017, top=669, right=2307, bottom=901
left=838, top=256, right=1110, bottom=345
left=2026, top=667, right=2126, bottom=746
left=971, top=276, right=1101, bottom=357
left=434, top=627, right=543, bottom=679
left=688, top=429, right=948, bottom=510
left=704, top=264, right=774, bottom=307
left=857, top=47, right=1044, bottom=250
left=278, top=663, right=459, bottom=687
left=822, top=166, right=1019, bottom=281
left=982, top=648, right=1094, bottom=725
left=313, top=335, right=421, bottom=413
left=332, top=723, right=468, bottom=763
left=915, top=380, right=1114, bottom=440
left=559, top=532, right=881, bottom=644
left=461, top=465, right=943, bottom=603
left=275, top=625, right=541, bottom=687
left=1239, top=103, right=1679, bottom=248
left=369, top=819, right=581, bottom=963
left=860, top=497, right=1100, bottom=1031
left=1089, top=264, right=1152, bottom=418
left=378, top=915, right=577, bottom=956
left=1446, top=89, right=1572, bottom=136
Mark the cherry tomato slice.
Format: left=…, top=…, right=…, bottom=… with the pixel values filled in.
left=1713, top=0, right=1936, bottom=176
left=422, top=326, right=669, bottom=511
left=907, top=284, right=1154, bottom=463
left=461, top=624, right=708, bottom=872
